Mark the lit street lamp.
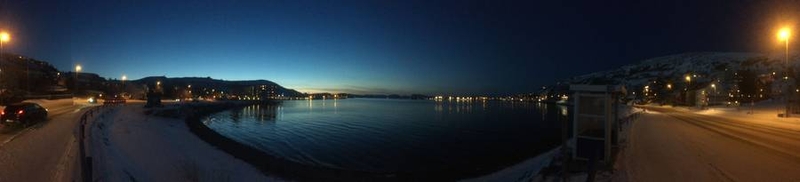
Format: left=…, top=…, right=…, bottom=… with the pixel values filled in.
left=0, top=31, right=9, bottom=105
left=778, top=27, right=791, bottom=117
left=121, top=74, right=127, bottom=93
left=779, top=27, right=791, bottom=65
left=684, top=75, right=692, bottom=106
left=0, top=32, right=9, bottom=60
left=75, top=64, right=82, bottom=94
left=711, top=83, right=716, bottom=106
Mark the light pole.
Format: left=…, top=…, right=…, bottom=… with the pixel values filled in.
left=778, top=27, right=791, bottom=117
left=711, top=83, right=716, bottom=107
left=121, top=74, right=127, bottom=96
left=685, top=75, right=691, bottom=106
left=0, top=32, right=9, bottom=105
left=75, top=64, right=82, bottom=95
left=0, top=31, right=8, bottom=61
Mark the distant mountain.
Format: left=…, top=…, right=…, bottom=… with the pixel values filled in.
left=129, top=76, right=303, bottom=97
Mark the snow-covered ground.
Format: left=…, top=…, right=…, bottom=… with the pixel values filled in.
left=460, top=147, right=560, bottom=182
left=88, top=103, right=279, bottom=181
left=691, top=100, right=800, bottom=131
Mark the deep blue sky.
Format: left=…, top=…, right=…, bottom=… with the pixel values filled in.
left=1, top=0, right=799, bottom=95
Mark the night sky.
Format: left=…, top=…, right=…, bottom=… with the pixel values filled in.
left=1, top=0, right=799, bottom=95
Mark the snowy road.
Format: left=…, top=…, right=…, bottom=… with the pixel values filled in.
left=0, top=100, right=90, bottom=182
left=618, top=106, right=800, bottom=182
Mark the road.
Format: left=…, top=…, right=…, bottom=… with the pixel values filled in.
left=0, top=100, right=90, bottom=182
left=618, top=106, right=800, bottom=182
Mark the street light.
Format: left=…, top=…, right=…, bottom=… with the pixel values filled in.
left=778, top=27, right=791, bottom=117
left=711, top=83, right=717, bottom=106
left=684, top=75, right=692, bottom=106
left=121, top=74, right=127, bottom=93
left=75, top=64, right=82, bottom=94
left=779, top=27, right=791, bottom=69
left=0, top=32, right=9, bottom=62
left=0, top=32, right=9, bottom=42
left=0, top=31, right=9, bottom=105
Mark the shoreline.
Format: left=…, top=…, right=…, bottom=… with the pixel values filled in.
left=181, top=101, right=557, bottom=181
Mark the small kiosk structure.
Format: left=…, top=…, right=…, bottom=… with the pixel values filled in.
left=570, top=84, right=625, bottom=165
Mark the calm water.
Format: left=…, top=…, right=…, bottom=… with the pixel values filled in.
left=203, top=98, right=570, bottom=174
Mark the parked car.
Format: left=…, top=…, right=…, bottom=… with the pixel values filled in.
left=1, top=102, right=48, bottom=126
left=103, top=94, right=127, bottom=105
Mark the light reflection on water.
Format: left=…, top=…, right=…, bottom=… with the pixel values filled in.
left=203, top=98, right=572, bottom=174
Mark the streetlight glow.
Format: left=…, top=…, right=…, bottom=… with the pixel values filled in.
left=75, top=65, right=82, bottom=72
left=777, top=26, right=792, bottom=117
left=778, top=27, right=791, bottom=41
left=121, top=75, right=127, bottom=81
left=0, top=32, right=10, bottom=43
left=685, top=75, right=691, bottom=82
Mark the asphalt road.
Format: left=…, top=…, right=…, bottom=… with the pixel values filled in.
left=0, top=102, right=89, bottom=182
left=619, top=106, right=800, bottom=182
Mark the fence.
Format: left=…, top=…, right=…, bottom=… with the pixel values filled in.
left=76, top=105, right=114, bottom=182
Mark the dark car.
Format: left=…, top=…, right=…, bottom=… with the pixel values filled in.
left=2, top=103, right=48, bottom=126
left=103, top=94, right=127, bottom=105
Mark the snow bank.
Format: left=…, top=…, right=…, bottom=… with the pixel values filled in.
left=88, top=104, right=278, bottom=181
left=618, top=104, right=643, bottom=119
left=460, top=147, right=561, bottom=182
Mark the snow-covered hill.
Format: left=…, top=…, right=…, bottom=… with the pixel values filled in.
left=567, top=52, right=799, bottom=90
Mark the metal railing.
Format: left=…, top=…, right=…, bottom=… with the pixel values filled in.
left=76, top=105, right=113, bottom=182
